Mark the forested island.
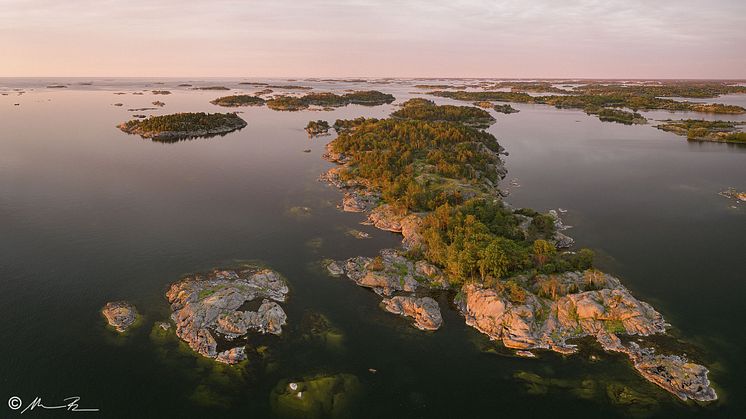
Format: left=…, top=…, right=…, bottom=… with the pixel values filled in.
left=210, top=94, right=266, bottom=107
left=319, top=101, right=717, bottom=402
left=656, top=120, right=746, bottom=143
left=305, top=120, right=331, bottom=136
left=493, top=104, right=520, bottom=114
left=117, top=112, right=247, bottom=142
left=587, top=108, right=647, bottom=125
left=390, top=98, right=496, bottom=128
left=431, top=90, right=746, bottom=115
left=266, top=90, right=395, bottom=111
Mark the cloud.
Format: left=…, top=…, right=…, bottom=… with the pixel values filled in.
left=0, top=0, right=744, bottom=77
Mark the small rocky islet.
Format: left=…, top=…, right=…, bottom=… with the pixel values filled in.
left=165, top=267, right=289, bottom=365
left=101, top=301, right=139, bottom=333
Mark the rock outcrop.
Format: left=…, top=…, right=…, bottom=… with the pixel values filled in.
left=337, top=249, right=447, bottom=296
left=597, top=332, right=717, bottom=402
left=326, top=249, right=446, bottom=331
left=102, top=301, right=138, bottom=333
left=382, top=296, right=443, bottom=330
left=165, top=267, right=289, bottom=364
left=457, top=270, right=716, bottom=401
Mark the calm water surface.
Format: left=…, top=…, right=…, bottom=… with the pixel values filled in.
left=1, top=79, right=744, bottom=418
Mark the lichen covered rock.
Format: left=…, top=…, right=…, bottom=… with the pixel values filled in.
left=102, top=301, right=138, bottom=333
left=382, top=296, right=443, bottom=331
left=165, top=267, right=289, bottom=364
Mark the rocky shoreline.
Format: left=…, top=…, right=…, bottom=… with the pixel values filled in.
left=102, top=301, right=139, bottom=332
left=318, top=123, right=718, bottom=402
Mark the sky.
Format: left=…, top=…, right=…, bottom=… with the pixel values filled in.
left=0, top=0, right=744, bottom=78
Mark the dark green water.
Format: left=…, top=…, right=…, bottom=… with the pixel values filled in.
left=1, top=79, right=744, bottom=418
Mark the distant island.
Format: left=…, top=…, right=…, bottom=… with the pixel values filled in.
left=430, top=81, right=746, bottom=117
left=117, top=112, right=246, bottom=141
left=266, top=90, right=395, bottom=111
left=305, top=120, right=331, bottom=136
left=587, top=108, right=647, bottom=125
left=656, top=119, right=746, bottom=143
left=210, top=94, right=266, bottom=107
left=493, top=104, right=520, bottom=114
left=391, top=98, right=495, bottom=128
left=193, top=86, right=231, bottom=91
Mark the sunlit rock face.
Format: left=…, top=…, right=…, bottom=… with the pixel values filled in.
left=165, top=267, right=288, bottom=364
left=457, top=270, right=716, bottom=401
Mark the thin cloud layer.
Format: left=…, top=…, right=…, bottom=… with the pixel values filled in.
left=0, top=0, right=743, bottom=77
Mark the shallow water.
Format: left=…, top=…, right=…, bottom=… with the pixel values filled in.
left=1, top=78, right=744, bottom=418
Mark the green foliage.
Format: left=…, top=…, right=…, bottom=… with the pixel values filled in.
left=391, top=98, right=495, bottom=128
left=528, top=214, right=555, bottom=239
left=210, top=94, right=265, bottom=107
left=305, top=120, right=330, bottom=136
left=431, top=90, right=536, bottom=103
left=655, top=119, right=745, bottom=143
left=328, top=105, right=597, bottom=286
left=604, top=319, right=626, bottom=334
left=493, top=104, right=519, bottom=114
left=432, top=90, right=745, bottom=114
left=266, top=90, right=394, bottom=111
left=121, top=112, right=245, bottom=133
left=533, top=239, right=556, bottom=266
left=587, top=108, right=646, bottom=125
left=333, top=117, right=377, bottom=134
left=504, top=280, right=527, bottom=304
left=368, top=256, right=385, bottom=271
left=330, top=118, right=503, bottom=212
left=573, top=81, right=746, bottom=98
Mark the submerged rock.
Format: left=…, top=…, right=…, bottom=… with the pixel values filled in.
left=382, top=296, right=443, bottom=331
left=270, top=373, right=360, bottom=418
left=102, top=301, right=138, bottom=333
left=165, top=267, right=289, bottom=364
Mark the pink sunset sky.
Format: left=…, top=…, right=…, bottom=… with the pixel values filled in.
left=1, top=0, right=744, bottom=78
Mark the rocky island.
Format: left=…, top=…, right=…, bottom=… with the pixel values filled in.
left=102, top=301, right=139, bottom=333
left=165, top=266, right=289, bottom=364
left=319, top=102, right=717, bottom=402
left=655, top=119, right=746, bottom=143
left=117, top=112, right=247, bottom=141
left=305, top=120, right=330, bottom=136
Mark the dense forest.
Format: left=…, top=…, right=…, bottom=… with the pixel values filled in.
left=655, top=119, right=746, bottom=143
left=210, top=94, right=266, bottom=107
left=266, top=90, right=394, bottom=111
left=329, top=107, right=595, bottom=285
left=390, top=98, right=496, bottom=128
left=431, top=90, right=746, bottom=114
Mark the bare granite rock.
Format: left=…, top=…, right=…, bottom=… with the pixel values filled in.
left=102, top=301, right=138, bottom=333
left=165, top=267, right=289, bottom=364
left=597, top=332, right=717, bottom=402
left=456, top=270, right=716, bottom=401
left=382, top=296, right=443, bottom=330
